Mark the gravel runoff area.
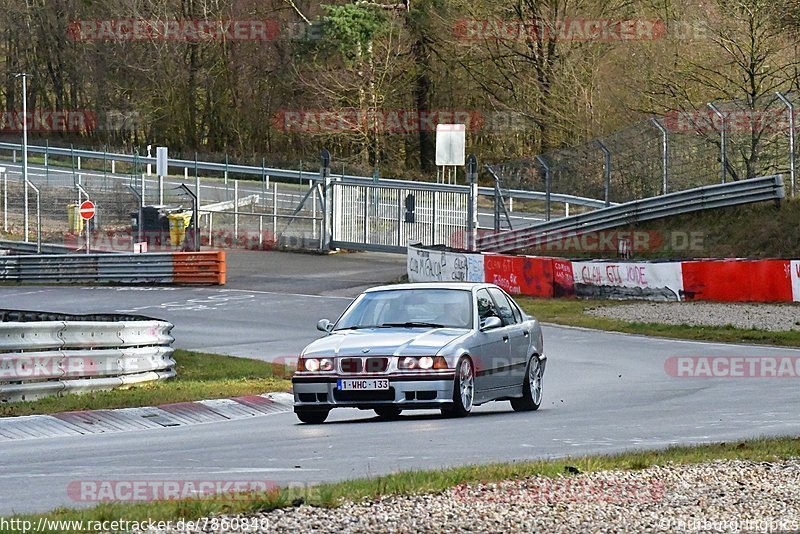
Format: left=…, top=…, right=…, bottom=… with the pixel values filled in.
left=584, top=302, right=800, bottom=332
left=146, top=459, right=800, bottom=533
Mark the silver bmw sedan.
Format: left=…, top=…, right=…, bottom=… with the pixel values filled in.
left=292, top=282, right=546, bottom=424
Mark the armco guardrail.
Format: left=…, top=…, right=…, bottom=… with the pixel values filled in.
left=0, top=310, right=175, bottom=402
left=478, top=175, right=785, bottom=253
left=0, top=251, right=225, bottom=284
left=0, top=142, right=610, bottom=209
left=0, top=239, right=118, bottom=255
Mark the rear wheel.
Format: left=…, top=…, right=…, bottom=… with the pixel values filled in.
left=511, top=356, right=543, bottom=412
left=296, top=410, right=329, bottom=424
left=374, top=406, right=402, bottom=419
left=441, top=357, right=474, bottom=418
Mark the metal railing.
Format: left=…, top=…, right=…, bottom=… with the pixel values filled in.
left=331, top=182, right=469, bottom=253
left=0, top=141, right=610, bottom=209
left=478, top=175, right=785, bottom=253
left=0, top=310, right=175, bottom=403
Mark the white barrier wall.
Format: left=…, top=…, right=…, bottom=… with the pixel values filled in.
left=407, top=246, right=484, bottom=283
left=407, top=244, right=800, bottom=303
left=571, top=261, right=685, bottom=301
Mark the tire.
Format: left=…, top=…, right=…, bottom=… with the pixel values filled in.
left=296, top=410, right=329, bottom=424
left=511, top=356, right=543, bottom=412
left=441, top=357, right=474, bottom=418
left=374, top=406, right=402, bottom=419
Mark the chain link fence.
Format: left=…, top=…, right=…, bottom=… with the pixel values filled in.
left=490, top=92, right=800, bottom=204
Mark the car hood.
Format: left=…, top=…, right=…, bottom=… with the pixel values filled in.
left=302, top=328, right=469, bottom=358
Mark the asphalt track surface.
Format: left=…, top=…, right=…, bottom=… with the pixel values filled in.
left=2, top=250, right=800, bottom=515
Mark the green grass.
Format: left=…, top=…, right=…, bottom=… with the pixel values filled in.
left=0, top=349, right=292, bottom=417
left=519, top=198, right=800, bottom=260
left=518, top=297, right=800, bottom=347
left=7, top=435, right=799, bottom=531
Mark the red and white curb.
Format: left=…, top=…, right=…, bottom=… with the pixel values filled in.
left=0, top=392, right=293, bottom=441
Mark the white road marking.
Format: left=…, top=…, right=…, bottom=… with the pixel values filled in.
left=221, top=288, right=353, bottom=300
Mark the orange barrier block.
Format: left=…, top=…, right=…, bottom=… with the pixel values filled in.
left=172, top=251, right=226, bottom=285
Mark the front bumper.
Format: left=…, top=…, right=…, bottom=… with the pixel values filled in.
left=292, top=373, right=456, bottom=411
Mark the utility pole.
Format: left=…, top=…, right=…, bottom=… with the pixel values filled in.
left=14, top=73, right=31, bottom=241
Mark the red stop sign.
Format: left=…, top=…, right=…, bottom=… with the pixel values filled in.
left=79, top=200, right=96, bottom=220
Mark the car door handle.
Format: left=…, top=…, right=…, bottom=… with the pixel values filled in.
left=523, top=331, right=529, bottom=337
left=503, top=336, right=509, bottom=342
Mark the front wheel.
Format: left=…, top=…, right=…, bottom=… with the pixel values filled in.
left=511, top=356, right=543, bottom=412
left=442, top=357, right=474, bottom=418
left=296, top=410, right=329, bottom=424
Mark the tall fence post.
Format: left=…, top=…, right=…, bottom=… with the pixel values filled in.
left=466, top=155, right=478, bottom=251
left=234, top=179, right=239, bottom=241
left=492, top=171, right=501, bottom=232
left=320, top=149, right=331, bottom=252
left=44, top=140, right=49, bottom=186
left=596, top=140, right=611, bottom=206
left=651, top=118, right=669, bottom=194
left=23, top=177, right=29, bottom=243
left=1, top=168, right=7, bottom=233
left=26, top=181, right=41, bottom=253
left=261, top=157, right=267, bottom=195
left=776, top=92, right=796, bottom=198
left=708, top=102, right=727, bottom=183
left=535, top=155, right=552, bottom=221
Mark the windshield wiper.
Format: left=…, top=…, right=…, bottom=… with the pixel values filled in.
left=379, top=322, right=445, bottom=328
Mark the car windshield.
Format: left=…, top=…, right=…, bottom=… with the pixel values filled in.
left=334, top=288, right=473, bottom=330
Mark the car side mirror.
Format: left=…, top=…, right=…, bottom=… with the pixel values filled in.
left=480, top=316, right=502, bottom=331
left=316, top=319, right=334, bottom=332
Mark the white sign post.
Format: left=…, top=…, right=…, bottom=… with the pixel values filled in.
left=156, top=147, right=168, bottom=205
left=0, top=166, right=6, bottom=233
left=79, top=200, right=95, bottom=254
left=435, top=124, right=466, bottom=184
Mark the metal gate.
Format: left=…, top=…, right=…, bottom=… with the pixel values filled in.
left=330, top=182, right=469, bottom=252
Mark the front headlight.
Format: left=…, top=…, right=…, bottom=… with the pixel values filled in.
left=299, top=357, right=334, bottom=372
left=418, top=356, right=434, bottom=370
left=398, top=356, right=448, bottom=370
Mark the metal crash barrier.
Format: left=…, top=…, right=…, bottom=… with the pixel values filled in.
left=0, top=310, right=176, bottom=403
left=0, top=251, right=225, bottom=285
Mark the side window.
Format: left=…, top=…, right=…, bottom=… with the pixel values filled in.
left=488, top=288, right=516, bottom=325
left=507, top=295, right=523, bottom=323
left=476, top=289, right=497, bottom=320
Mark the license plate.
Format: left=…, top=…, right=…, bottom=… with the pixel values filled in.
left=337, top=379, right=390, bottom=391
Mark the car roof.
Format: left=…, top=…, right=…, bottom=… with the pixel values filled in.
left=364, top=282, right=496, bottom=293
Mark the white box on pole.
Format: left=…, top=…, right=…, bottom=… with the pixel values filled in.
left=435, top=124, right=466, bottom=166
left=156, top=147, right=168, bottom=176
